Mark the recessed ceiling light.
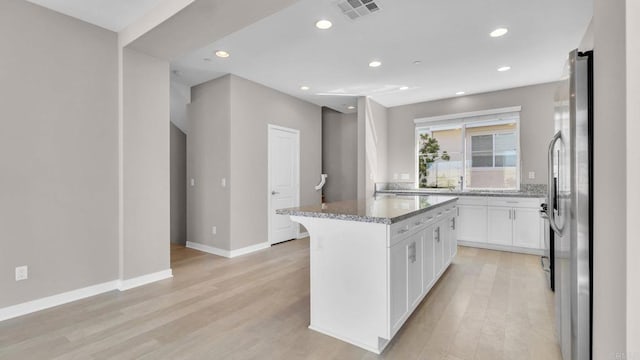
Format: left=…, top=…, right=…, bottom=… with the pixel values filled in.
left=490, top=28, right=509, bottom=37
left=400, top=86, right=409, bottom=91
left=203, top=58, right=212, bottom=62
left=369, top=60, right=382, bottom=68
left=456, top=91, right=465, bottom=95
left=347, top=106, right=356, bottom=110
left=300, top=86, right=310, bottom=91
left=497, top=66, right=511, bottom=72
left=413, top=60, right=422, bottom=65
left=315, top=19, right=333, bottom=30
left=215, top=50, right=230, bottom=58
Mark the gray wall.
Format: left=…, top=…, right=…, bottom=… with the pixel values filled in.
left=229, top=75, right=322, bottom=250
left=187, top=76, right=232, bottom=250
left=386, top=82, right=559, bottom=186
left=365, top=98, right=389, bottom=197
left=0, top=0, right=118, bottom=307
left=170, top=123, right=187, bottom=245
left=122, top=48, right=171, bottom=280
left=357, top=97, right=367, bottom=200
left=592, top=0, right=628, bottom=357
left=322, top=108, right=357, bottom=202
left=187, top=75, right=322, bottom=251
left=627, top=0, right=640, bottom=351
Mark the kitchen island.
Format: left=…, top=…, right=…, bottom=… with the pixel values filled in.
left=277, top=195, right=458, bottom=354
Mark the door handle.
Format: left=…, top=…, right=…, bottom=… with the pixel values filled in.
left=547, top=131, right=563, bottom=234
left=271, top=191, right=280, bottom=195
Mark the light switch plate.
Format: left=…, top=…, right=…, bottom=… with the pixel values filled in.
left=190, top=178, right=195, bottom=187
left=528, top=171, right=536, bottom=179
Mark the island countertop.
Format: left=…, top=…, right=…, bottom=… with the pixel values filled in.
left=276, top=194, right=458, bottom=225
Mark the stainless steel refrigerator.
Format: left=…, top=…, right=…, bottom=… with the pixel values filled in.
left=545, top=49, right=593, bottom=360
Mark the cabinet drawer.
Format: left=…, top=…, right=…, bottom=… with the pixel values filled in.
left=488, top=197, right=542, bottom=208
left=456, top=196, right=488, bottom=206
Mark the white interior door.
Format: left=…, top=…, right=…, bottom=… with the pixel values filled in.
left=268, top=125, right=300, bottom=245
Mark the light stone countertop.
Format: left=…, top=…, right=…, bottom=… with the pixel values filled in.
left=276, top=194, right=458, bottom=224
left=376, top=189, right=545, bottom=198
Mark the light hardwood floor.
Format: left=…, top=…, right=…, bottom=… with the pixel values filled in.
left=0, top=240, right=561, bottom=360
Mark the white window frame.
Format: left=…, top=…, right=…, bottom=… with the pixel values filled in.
left=469, top=129, right=518, bottom=169
left=414, top=107, right=521, bottom=191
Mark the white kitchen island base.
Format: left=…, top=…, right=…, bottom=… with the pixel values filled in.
left=282, top=195, right=458, bottom=354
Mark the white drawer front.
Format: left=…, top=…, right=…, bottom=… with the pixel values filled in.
left=488, top=197, right=542, bottom=208
left=456, top=196, right=488, bottom=206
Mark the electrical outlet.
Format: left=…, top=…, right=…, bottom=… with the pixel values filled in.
left=15, top=266, right=28, bottom=281
left=528, top=171, right=536, bottom=180
left=400, top=173, right=410, bottom=180
left=212, top=226, right=217, bottom=235
left=221, top=178, right=226, bottom=187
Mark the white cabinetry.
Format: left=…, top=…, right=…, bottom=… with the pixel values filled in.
left=422, top=225, right=435, bottom=290
left=388, top=204, right=458, bottom=339
left=457, top=196, right=544, bottom=254
left=457, top=197, right=488, bottom=243
left=487, top=207, right=513, bottom=246
left=389, top=237, right=408, bottom=332
left=512, top=207, right=542, bottom=249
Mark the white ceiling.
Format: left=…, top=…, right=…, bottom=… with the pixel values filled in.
left=171, top=0, right=592, bottom=113
left=25, top=0, right=164, bottom=32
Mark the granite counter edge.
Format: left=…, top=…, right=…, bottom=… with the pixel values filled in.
left=276, top=197, right=458, bottom=225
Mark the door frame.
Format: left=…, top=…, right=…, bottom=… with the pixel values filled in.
left=267, top=124, right=301, bottom=245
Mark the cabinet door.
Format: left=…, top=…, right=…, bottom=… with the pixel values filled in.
left=513, top=208, right=542, bottom=249
left=389, top=237, right=408, bottom=331
left=457, top=205, right=488, bottom=243
left=487, top=207, right=513, bottom=246
left=434, top=225, right=444, bottom=275
left=422, top=225, right=435, bottom=290
left=450, top=214, right=458, bottom=258
left=407, top=231, right=423, bottom=308
left=441, top=218, right=451, bottom=264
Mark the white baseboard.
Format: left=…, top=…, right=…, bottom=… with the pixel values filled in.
left=0, top=280, right=119, bottom=322
left=0, top=269, right=173, bottom=322
left=297, top=231, right=309, bottom=239
left=186, top=241, right=270, bottom=258
left=458, top=241, right=544, bottom=256
left=118, top=269, right=173, bottom=291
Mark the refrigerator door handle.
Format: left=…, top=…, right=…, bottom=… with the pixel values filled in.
left=547, top=131, right=563, bottom=235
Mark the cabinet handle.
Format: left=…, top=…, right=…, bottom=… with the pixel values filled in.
left=508, top=209, right=511, bottom=220
left=513, top=209, right=516, bottom=220
left=398, top=229, right=409, bottom=234
left=408, top=242, right=416, bottom=263
left=457, top=207, right=460, bottom=216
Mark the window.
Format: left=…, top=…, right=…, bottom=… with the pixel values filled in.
left=415, top=107, right=520, bottom=190
left=471, top=132, right=517, bottom=168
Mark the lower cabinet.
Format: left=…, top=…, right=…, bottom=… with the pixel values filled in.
left=434, top=224, right=444, bottom=276
left=389, top=206, right=458, bottom=336
left=389, top=237, right=408, bottom=332
left=458, top=196, right=544, bottom=253
left=422, top=224, right=435, bottom=290
left=512, top=207, right=542, bottom=249
left=487, top=207, right=513, bottom=246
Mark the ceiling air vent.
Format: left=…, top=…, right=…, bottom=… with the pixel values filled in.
left=336, top=0, right=381, bottom=21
